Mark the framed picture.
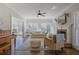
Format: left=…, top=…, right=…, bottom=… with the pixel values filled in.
left=58, top=15, right=67, bottom=25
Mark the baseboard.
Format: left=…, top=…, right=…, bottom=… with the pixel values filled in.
left=73, top=46, right=79, bottom=51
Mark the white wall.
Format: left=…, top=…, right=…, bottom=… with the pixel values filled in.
left=0, top=4, right=23, bottom=30
left=0, top=4, right=11, bottom=30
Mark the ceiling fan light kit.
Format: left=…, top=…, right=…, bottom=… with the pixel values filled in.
left=37, top=10, right=46, bottom=17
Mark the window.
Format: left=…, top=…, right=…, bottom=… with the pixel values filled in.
left=26, top=23, right=51, bottom=33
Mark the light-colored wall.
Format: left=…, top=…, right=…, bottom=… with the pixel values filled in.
left=0, top=4, right=11, bottom=30
left=0, top=4, right=23, bottom=30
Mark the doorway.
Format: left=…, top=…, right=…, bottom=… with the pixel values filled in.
left=11, top=16, right=24, bottom=49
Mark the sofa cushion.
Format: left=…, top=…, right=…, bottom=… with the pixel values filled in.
left=31, top=40, right=41, bottom=48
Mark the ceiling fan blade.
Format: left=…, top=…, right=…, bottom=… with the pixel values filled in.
left=42, top=13, right=46, bottom=14
left=38, top=10, right=40, bottom=13
left=41, top=14, right=45, bottom=17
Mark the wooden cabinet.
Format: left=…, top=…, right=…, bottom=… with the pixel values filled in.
left=44, top=35, right=56, bottom=49
left=0, top=43, right=10, bottom=54
left=0, top=34, right=16, bottom=54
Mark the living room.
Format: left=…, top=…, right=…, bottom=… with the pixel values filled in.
left=0, top=3, right=79, bottom=55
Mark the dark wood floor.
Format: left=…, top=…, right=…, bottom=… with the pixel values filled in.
left=1, top=47, right=79, bottom=55
left=44, top=47, right=79, bottom=55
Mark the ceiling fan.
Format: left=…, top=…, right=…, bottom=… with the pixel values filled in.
left=37, top=10, right=46, bottom=17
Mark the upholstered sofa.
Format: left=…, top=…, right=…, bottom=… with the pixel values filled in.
left=26, top=32, right=46, bottom=38
left=31, top=32, right=46, bottom=38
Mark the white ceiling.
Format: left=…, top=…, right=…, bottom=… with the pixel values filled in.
left=5, top=3, right=73, bottom=19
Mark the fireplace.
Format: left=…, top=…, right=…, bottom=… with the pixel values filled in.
left=57, top=29, right=67, bottom=42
